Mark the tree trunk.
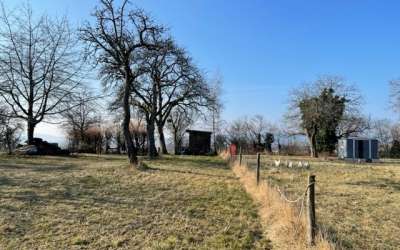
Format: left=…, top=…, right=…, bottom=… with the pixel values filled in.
left=212, top=111, right=216, bottom=154
left=147, top=78, right=159, bottom=159
left=173, top=130, right=181, bottom=155
left=157, top=122, right=168, bottom=154
left=105, top=142, right=109, bottom=154
left=6, top=129, right=12, bottom=155
left=78, top=128, right=85, bottom=152
left=134, top=134, right=140, bottom=153
left=308, top=131, right=318, bottom=158
left=122, top=77, right=138, bottom=166
left=27, top=120, right=35, bottom=145
left=116, top=133, right=121, bottom=154
left=146, top=118, right=158, bottom=158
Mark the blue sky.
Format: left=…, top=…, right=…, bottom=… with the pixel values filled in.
left=3, top=0, right=400, bottom=141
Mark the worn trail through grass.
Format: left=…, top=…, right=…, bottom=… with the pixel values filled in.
left=0, top=154, right=271, bottom=249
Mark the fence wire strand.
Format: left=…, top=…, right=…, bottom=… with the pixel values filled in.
left=276, top=182, right=315, bottom=203
left=234, top=153, right=319, bottom=244
left=238, top=154, right=315, bottom=223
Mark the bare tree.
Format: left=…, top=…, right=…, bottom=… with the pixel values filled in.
left=79, top=0, right=163, bottom=166
left=109, top=116, right=124, bottom=154
left=248, top=115, right=269, bottom=145
left=336, top=115, right=370, bottom=138
left=208, top=72, right=224, bottom=153
left=109, top=112, right=147, bottom=155
left=224, top=115, right=274, bottom=153
left=155, top=55, right=211, bottom=155
left=84, top=124, right=104, bottom=154
left=135, top=40, right=175, bottom=156
left=370, top=119, right=392, bottom=157
left=132, top=39, right=211, bottom=157
left=225, top=116, right=252, bottom=151
left=62, top=89, right=100, bottom=151
left=129, top=110, right=147, bottom=155
left=0, top=106, right=22, bottom=154
left=103, top=125, right=113, bottom=154
left=167, top=106, right=196, bottom=154
left=0, top=3, right=83, bottom=144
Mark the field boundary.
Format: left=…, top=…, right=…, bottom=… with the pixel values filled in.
left=230, top=153, right=337, bottom=250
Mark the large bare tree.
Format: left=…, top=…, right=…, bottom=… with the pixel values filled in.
left=0, top=3, right=83, bottom=144
left=79, top=0, right=163, bottom=166
left=154, top=47, right=211, bottom=155
left=134, top=39, right=212, bottom=156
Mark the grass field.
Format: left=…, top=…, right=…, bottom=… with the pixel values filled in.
left=242, top=155, right=400, bottom=250
left=0, top=154, right=271, bottom=249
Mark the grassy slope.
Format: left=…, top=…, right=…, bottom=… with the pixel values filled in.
left=244, top=155, right=400, bottom=249
left=0, top=154, right=271, bottom=249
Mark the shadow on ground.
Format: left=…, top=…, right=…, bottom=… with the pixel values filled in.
left=345, top=178, right=400, bottom=191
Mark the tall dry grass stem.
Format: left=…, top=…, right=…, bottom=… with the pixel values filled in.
left=232, top=162, right=336, bottom=250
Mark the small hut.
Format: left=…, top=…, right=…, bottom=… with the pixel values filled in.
left=186, top=130, right=212, bottom=155
left=338, top=137, right=379, bottom=161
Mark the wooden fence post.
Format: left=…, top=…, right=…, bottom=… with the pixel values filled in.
left=307, top=175, right=316, bottom=245
left=239, top=148, right=242, bottom=165
left=256, top=153, right=261, bottom=185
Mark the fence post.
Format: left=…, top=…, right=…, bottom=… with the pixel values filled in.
left=256, top=153, right=261, bottom=185
left=307, top=175, right=316, bottom=246
left=239, top=148, right=242, bottom=165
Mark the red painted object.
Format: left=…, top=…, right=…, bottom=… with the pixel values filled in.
left=229, top=144, right=237, bottom=157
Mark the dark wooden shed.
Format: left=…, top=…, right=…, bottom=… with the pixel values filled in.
left=186, top=130, right=212, bottom=155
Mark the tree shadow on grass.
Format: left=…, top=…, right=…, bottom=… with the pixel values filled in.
left=345, top=178, right=400, bottom=191
left=0, top=163, right=80, bottom=172
left=156, top=156, right=230, bottom=170
left=147, top=166, right=237, bottom=180
left=0, top=176, right=16, bottom=186
left=1, top=184, right=114, bottom=213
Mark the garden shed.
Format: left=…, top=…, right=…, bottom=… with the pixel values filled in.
left=338, top=137, right=379, bottom=161
left=186, top=130, right=212, bottom=155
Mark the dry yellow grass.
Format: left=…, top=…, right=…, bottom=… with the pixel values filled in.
left=218, top=150, right=231, bottom=161
left=240, top=154, right=400, bottom=249
left=232, top=162, right=334, bottom=250
left=0, top=154, right=271, bottom=249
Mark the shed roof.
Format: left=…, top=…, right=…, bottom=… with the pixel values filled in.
left=186, top=130, right=212, bottom=134
left=340, top=137, right=378, bottom=141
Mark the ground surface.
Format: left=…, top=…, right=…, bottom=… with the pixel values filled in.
left=0, top=154, right=271, bottom=249
left=243, top=155, right=400, bottom=250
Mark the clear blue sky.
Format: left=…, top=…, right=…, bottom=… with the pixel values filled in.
left=4, top=0, right=400, bottom=125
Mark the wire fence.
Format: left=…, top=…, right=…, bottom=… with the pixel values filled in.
left=232, top=152, right=317, bottom=246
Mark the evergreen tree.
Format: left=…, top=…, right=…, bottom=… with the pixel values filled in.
left=299, top=88, right=346, bottom=156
